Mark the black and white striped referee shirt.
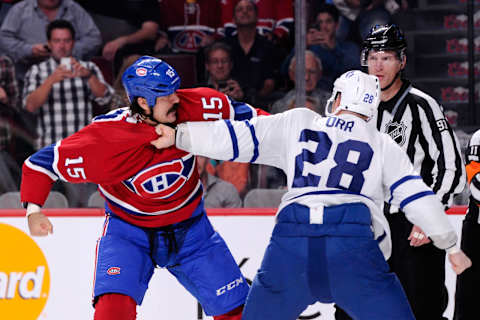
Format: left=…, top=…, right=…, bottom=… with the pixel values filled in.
left=376, top=80, right=466, bottom=212
left=22, top=57, right=113, bottom=149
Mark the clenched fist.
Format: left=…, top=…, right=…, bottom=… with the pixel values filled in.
left=448, top=249, right=472, bottom=275
left=28, top=212, right=53, bottom=236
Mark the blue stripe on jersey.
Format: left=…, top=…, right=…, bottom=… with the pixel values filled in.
left=230, top=98, right=253, bottom=120
left=29, top=144, right=56, bottom=174
left=93, top=108, right=127, bottom=122
left=106, top=184, right=204, bottom=217
left=224, top=120, right=239, bottom=161
left=244, top=120, right=259, bottom=162
left=388, top=175, right=422, bottom=203
left=377, top=231, right=387, bottom=243
left=288, top=189, right=373, bottom=202
left=399, top=191, right=435, bottom=210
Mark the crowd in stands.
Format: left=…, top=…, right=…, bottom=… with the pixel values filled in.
left=0, top=0, right=447, bottom=208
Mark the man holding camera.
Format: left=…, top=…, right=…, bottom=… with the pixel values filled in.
left=23, top=19, right=112, bottom=207
left=203, top=41, right=244, bottom=102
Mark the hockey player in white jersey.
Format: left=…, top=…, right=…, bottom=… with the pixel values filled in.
left=150, top=70, right=471, bottom=320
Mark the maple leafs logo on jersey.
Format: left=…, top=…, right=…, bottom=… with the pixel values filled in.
left=124, top=155, right=195, bottom=199
left=385, top=121, right=407, bottom=146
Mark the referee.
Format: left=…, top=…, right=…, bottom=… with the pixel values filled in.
left=335, top=24, right=466, bottom=320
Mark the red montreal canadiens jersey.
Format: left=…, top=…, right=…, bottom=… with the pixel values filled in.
left=21, top=88, right=267, bottom=227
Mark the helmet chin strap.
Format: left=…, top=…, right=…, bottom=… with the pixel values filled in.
left=381, top=71, right=401, bottom=91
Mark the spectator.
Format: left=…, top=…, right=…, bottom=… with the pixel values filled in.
left=223, top=0, right=279, bottom=107
left=0, top=0, right=21, bottom=22
left=197, top=156, right=242, bottom=208
left=306, top=4, right=361, bottom=90
left=23, top=20, right=112, bottom=206
left=0, top=0, right=101, bottom=87
left=220, top=0, right=294, bottom=48
left=77, top=0, right=163, bottom=77
left=0, top=55, right=21, bottom=192
left=336, top=24, right=466, bottom=320
left=332, top=0, right=394, bottom=43
left=203, top=42, right=244, bottom=101
left=271, top=50, right=330, bottom=115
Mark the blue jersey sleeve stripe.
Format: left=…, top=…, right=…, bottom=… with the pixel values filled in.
left=225, top=120, right=239, bottom=161
left=388, top=175, right=422, bottom=203
left=29, top=144, right=56, bottom=175
left=399, top=191, right=435, bottom=210
left=244, top=120, right=259, bottom=162
left=230, top=99, right=254, bottom=120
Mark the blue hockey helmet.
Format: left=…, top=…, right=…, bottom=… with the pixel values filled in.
left=122, top=56, right=181, bottom=108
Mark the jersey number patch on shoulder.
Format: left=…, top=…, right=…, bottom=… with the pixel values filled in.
left=436, top=118, right=449, bottom=132
left=201, top=97, right=223, bottom=120
left=293, top=129, right=373, bottom=193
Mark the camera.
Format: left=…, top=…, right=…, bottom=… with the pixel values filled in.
left=60, top=57, right=71, bottom=71
left=311, top=22, right=321, bottom=31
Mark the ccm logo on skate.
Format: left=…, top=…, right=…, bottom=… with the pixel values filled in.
left=216, top=277, right=244, bottom=296
left=0, top=223, right=50, bottom=319
left=107, top=267, right=121, bottom=275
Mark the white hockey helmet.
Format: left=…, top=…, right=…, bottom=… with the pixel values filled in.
left=325, top=70, right=380, bottom=121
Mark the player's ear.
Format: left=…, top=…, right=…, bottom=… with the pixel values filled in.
left=400, top=55, right=406, bottom=70
left=136, top=97, right=150, bottom=113
left=332, top=92, right=341, bottom=112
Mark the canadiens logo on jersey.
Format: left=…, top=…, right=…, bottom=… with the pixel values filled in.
left=124, top=155, right=195, bottom=199
left=385, top=121, right=407, bottom=146
left=169, top=27, right=216, bottom=53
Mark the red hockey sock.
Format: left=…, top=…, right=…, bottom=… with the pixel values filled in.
left=94, top=293, right=137, bottom=320
left=213, top=305, right=243, bottom=320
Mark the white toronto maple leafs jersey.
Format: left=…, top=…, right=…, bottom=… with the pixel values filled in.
left=177, top=108, right=456, bottom=258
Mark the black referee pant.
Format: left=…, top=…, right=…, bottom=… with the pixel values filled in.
left=454, top=214, right=480, bottom=320
left=335, top=212, right=447, bottom=320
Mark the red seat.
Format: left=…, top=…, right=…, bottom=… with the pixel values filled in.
left=91, top=56, right=114, bottom=85
left=155, top=54, right=197, bottom=88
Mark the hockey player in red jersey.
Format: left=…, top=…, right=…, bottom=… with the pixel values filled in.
left=21, top=56, right=267, bottom=320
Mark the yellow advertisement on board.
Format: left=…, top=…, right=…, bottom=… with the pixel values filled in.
left=0, top=223, right=50, bottom=319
